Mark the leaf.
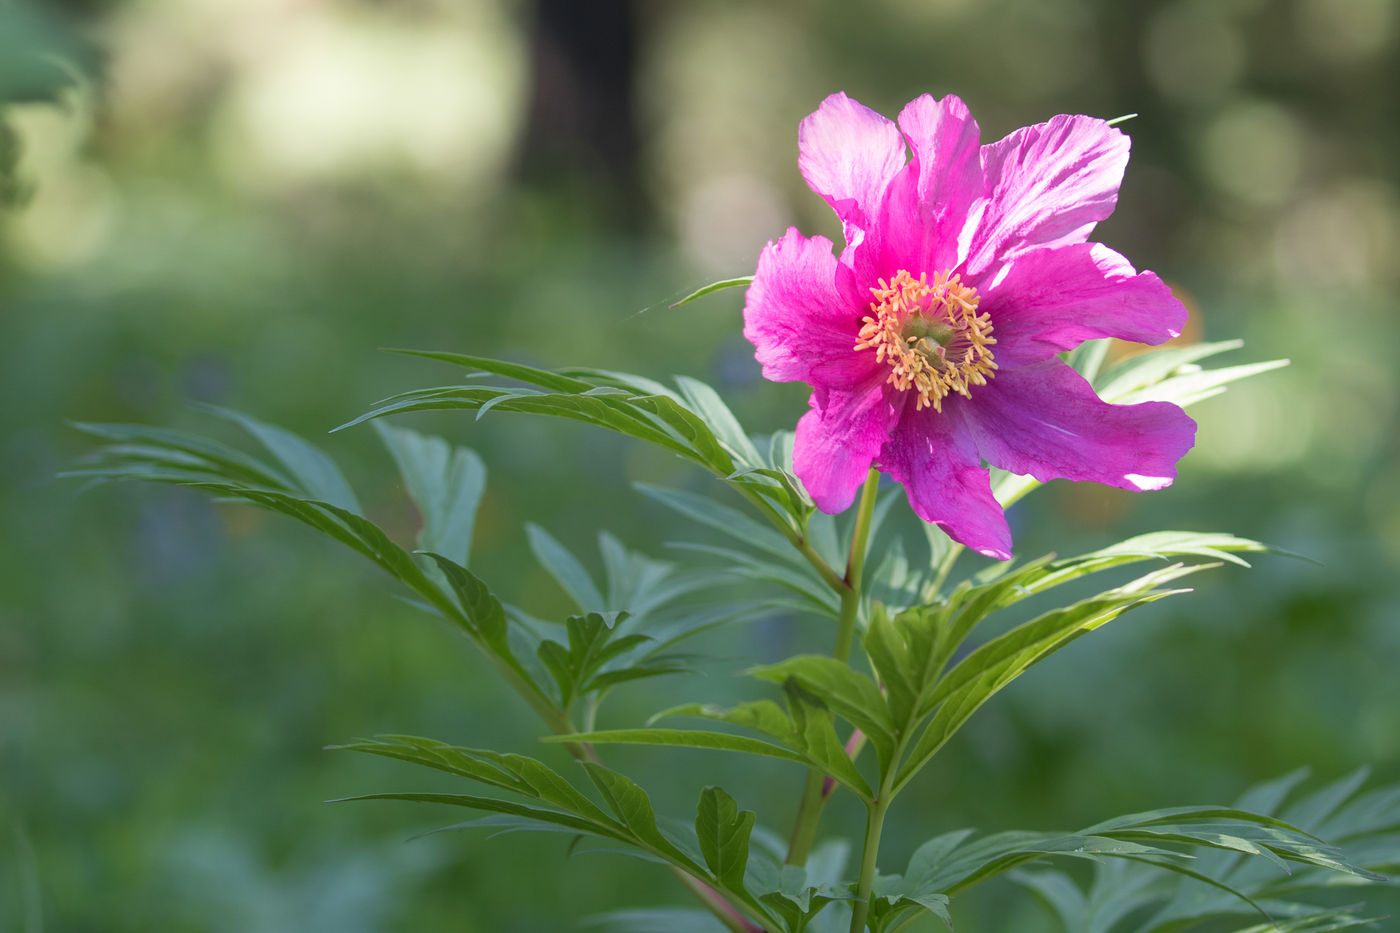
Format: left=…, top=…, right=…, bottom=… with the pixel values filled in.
left=558, top=700, right=873, bottom=801
left=747, top=656, right=897, bottom=775
left=526, top=524, right=607, bottom=611
left=895, top=565, right=1209, bottom=790
left=335, top=737, right=614, bottom=825
left=534, top=611, right=639, bottom=707
left=636, top=483, right=793, bottom=561
left=1006, top=772, right=1400, bottom=933
left=332, top=792, right=617, bottom=839
left=669, top=276, right=754, bottom=308
left=199, top=405, right=361, bottom=513
left=375, top=422, right=486, bottom=566
left=1066, top=338, right=1111, bottom=383
left=581, top=764, right=707, bottom=874
left=420, top=554, right=511, bottom=656
left=696, top=787, right=756, bottom=891
left=544, top=727, right=813, bottom=769
left=384, top=349, right=596, bottom=393
left=69, top=422, right=295, bottom=490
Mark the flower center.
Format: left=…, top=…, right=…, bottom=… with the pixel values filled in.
left=854, top=269, right=997, bottom=412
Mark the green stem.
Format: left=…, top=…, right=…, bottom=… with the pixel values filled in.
left=732, top=484, right=848, bottom=592
left=849, top=794, right=891, bottom=933
left=833, top=470, right=881, bottom=663
left=784, top=469, right=881, bottom=866
left=784, top=770, right=828, bottom=865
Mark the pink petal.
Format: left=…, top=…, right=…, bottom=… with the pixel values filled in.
left=965, top=115, right=1130, bottom=278
left=854, top=94, right=984, bottom=285
left=743, top=228, right=875, bottom=387
left=798, top=93, right=908, bottom=242
left=795, top=374, right=901, bottom=514
left=963, top=360, right=1196, bottom=491
left=984, top=243, right=1188, bottom=368
left=878, top=400, right=1012, bottom=559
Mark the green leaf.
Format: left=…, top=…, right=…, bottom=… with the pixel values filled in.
left=581, top=763, right=706, bottom=874
left=375, top=422, right=486, bottom=566
left=635, top=483, right=793, bottom=561
left=384, top=349, right=596, bottom=393
left=200, top=405, right=361, bottom=514
left=420, top=553, right=510, bottom=656
left=69, top=422, right=295, bottom=490
left=1007, top=772, right=1400, bottom=933
left=695, top=787, right=756, bottom=891
left=1066, top=338, right=1112, bottom=383
left=333, top=792, right=617, bottom=839
left=669, top=276, right=753, bottom=308
left=544, top=727, right=813, bottom=768
left=748, top=656, right=897, bottom=775
left=334, top=737, right=615, bottom=825
left=534, top=611, right=640, bottom=707
left=674, top=376, right=764, bottom=468
left=569, top=700, right=873, bottom=801
left=526, top=524, right=607, bottom=611
left=895, top=564, right=1209, bottom=790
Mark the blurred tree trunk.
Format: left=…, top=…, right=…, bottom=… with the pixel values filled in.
left=517, top=0, right=648, bottom=233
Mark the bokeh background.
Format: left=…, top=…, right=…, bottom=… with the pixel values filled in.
left=3, top=0, right=1398, bottom=930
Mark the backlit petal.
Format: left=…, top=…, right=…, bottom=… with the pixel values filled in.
left=799, top=93, right=908, bottom=241
left=964, top=360, right=1196, bottom=491
left=854, top=94, right=984, bottom=286
left=794, top=374, right=901, bottom=514
left=966, top=115, right=1129, bottom=278
left=984, top=243, right=1188, bottom=368
left=743, top=228, right=875, bottom=387
left=879, top=400, right=1012, bottom=559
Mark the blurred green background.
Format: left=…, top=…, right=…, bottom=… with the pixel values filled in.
left=3, top=0, right=1398, bottom=930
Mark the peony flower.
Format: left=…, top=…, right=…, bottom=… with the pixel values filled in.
left=743, top=93, right=1196, bottom=560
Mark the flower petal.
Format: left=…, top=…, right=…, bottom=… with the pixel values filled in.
left=795, top=374, right=901, bottom=514
left=965, top=115, right=1129, bottom=277
left=799, top=92, right=908, bottom=240
left=964, top=360, right=1196, bottom=491
left=855, top=94, right=984, bottom=284
left=983, top=243, right=1188, bottom=368
left=879, top=400, right=1012, bottom=559
left=743, top=227, right=875, bottom=386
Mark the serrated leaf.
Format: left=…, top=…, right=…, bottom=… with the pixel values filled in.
left=696, top=787, right=755, bottom=890
left=748, top=656, right=897, bottom=774
left=581, top=764, right=706, bottom=874
left=421, top=553, right=510, bottom=654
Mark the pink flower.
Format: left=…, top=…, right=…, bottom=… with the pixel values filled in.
left=743, top=93, right=1196, bottom=560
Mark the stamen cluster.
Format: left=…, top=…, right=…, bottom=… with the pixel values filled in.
left=854, top=269, right=998, bottom=412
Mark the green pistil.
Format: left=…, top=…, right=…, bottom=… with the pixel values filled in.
left=903, top=315, right=955, bottom=347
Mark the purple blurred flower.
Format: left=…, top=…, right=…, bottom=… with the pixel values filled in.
left=743, top=93, right=1196, bottom=559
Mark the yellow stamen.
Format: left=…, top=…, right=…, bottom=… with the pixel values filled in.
left=853, top=269, right=997, bottom=412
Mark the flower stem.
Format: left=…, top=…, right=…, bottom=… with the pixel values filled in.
left=675, top=874, right=765, bottom=933
left=784, top=469, right=881, bottom=866
left=848, top=794, right=891, bottom=933
left=833, top=469, right=881, bottom=663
